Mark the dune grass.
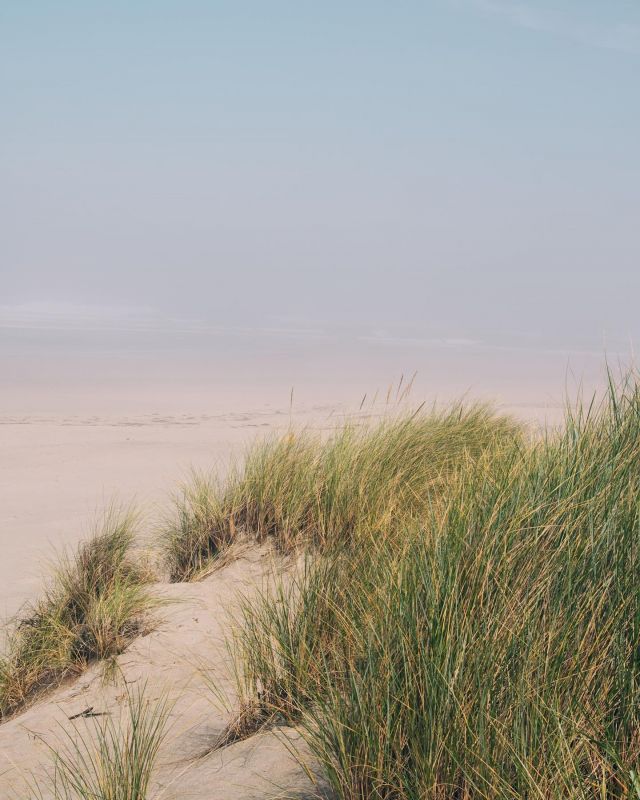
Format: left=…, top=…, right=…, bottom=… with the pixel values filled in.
left=164, top=403, right=520, bottom=580
left=163, top=472, right=232, bottom=582
left=230, top=377, right=640, bottom=798
left=0, top=509, right=154, bottom=720
left=29, top=681, right=169, bottom=800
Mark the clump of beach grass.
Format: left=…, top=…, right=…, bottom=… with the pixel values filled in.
left=0, top=508, right=154, bottom=720
left=231, top=374, right=640, bottom=798
left=163, top=472, right=232, bottom=582
left=163, top=403, right=520, bottom=581
left=29, top=681, right=169, bottom=800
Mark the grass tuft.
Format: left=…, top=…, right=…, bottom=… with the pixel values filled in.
left=162, top=472, right=232, bottom=582
left=0, top=508, right=154, bottom=720
left=29, top=681, right=169, bottom=800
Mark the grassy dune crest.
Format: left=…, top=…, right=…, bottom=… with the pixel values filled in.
left=164, top=403, right=519, bottom=580
left=233, top=378, right=640, bottom=798
left=0, top=509, right=153, bottom=720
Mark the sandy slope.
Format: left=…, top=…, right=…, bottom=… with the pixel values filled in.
left=0, top=543, right=327, bottom=800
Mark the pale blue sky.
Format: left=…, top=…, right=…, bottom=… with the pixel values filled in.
left=2, top=1, right=638, bottom=346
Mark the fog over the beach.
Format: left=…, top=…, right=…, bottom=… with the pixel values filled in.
left=2, top=1, right=639, bottom=355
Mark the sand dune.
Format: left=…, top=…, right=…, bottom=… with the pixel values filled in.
left=0, top=543, right=326, bottom=799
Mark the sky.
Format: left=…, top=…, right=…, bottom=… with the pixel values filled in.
left=1, top=1, right=639, bottom=348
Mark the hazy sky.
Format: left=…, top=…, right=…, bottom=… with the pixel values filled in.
left=2, top=1, right=639, bottom=345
